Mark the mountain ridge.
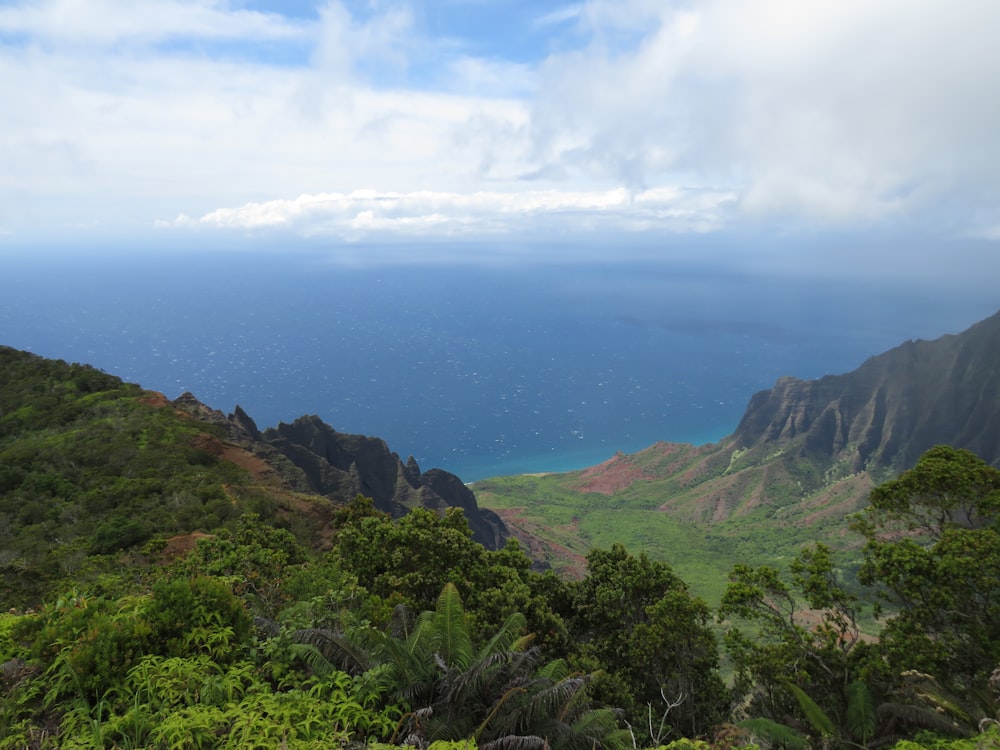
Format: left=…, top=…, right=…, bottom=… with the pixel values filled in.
left=3, top=307, right=998, bottom=596
left=733, top=308, right=1000, bottom=472
left=475, top=308, right=1000, bottom=581
left=166, top=390, right=509, bottom=549
left=0, top=346, right=508, bottom=604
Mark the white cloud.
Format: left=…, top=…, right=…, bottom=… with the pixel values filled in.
left=2, top=0, right=1000, bottom=244
left=311, top=1, right=420, bottom=80
left=167, top=186, right=736, bottom=238
left=0, top=3, right=533, bottom=236
left=529, top=0, right=1000, bottom=232
left=0, top=0, right=307, bottom=46
left=443, top=56, right=537, bottom=98
left=532, top=4, right=582, bottom=29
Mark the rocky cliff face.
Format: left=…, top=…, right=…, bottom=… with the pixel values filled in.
left=169, top=400, right=509, bottom=549
left=733, top=309, right=1000, bottom=473
left=538, top=309, right=1000, bottom=531
left=260, top=416, right=508, bottom=549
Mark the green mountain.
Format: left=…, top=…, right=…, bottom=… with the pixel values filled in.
left=3, top=326, right=999, bottom=750
left=4, top=308, right=998, bottom=606
left=0, top=346, right=505, bottom=607
left=475, top=309, right=1000, bottom=599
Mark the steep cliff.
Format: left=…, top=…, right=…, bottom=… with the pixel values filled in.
left=261, top=415, right=508, bottom=549
left=733, top=309, right=1000, bottom=472
left=478, top=309, right=1000, bottom=576
left=675, top=308, right=1000, bottom=522
left=167, top=395, right=509, bottom=549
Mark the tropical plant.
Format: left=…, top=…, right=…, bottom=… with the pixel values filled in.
left=568, top=544, right=729, bottom=739
left=853, top=446, right=1000, bottom=696
left=292, top=582, right=628, bottom=750
left=738, top=679, right=878, bottom=750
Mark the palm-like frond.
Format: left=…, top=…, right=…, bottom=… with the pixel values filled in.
left=432, top=582, right=474, bottom=671
left=480, top=734, right=548, bottom=750
left=876, top=701, right=965, bottom=736
left=406, top=611, right=436, bottom=658
left=475, top=684, right=531, bottom=741
left=738, top=717, right=809, bottom=750
left=422, top=708, right=476, bottom=744
left=784, top=681, right=836, bottom=737
left=846, top=679, right=878, bottom=743
left=478, top=611, right=529, bottom=660
left=445, top=644, right=540, bottom=713
left=534, top=658, right=573, bottom=683
left=375, top=629, right=437, bottom=702
left=307, top=583, right=626, bottom=750
left=289, top=627, right=374, bottom=675
left=493, top=671, right=591, bottom=739
left=564, top=707, right=629, bottom=750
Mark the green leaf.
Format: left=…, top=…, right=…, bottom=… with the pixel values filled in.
left=784, top=681, right=836, bottom=737
left=433, top=582, right=473, bottom=671
left=845, top=680, right=878, bottom=743
left=738, top=717, right=809, bottom=750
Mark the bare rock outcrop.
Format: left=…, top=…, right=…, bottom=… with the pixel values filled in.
left=733, top=309, right=1000, bottom=475
left=263, top=416, right=508, bottom=549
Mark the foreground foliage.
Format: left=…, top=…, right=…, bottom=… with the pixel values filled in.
left=2, top=348, right=1000, bottom=749
left=722, top=447, right=1000, bottom=748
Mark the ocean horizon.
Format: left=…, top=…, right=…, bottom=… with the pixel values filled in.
left=3, top=246, right=997, bottom=481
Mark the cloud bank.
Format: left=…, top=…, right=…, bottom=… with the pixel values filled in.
left=2, top=0, right=1000, bottom=244
left=168, top=186, right=736, bottom=239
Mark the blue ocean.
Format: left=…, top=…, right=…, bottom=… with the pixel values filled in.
left=2, top=246, right=996, bottom=481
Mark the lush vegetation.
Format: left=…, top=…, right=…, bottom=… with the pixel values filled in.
left=1, top=347, right=999, bottom=749
left=471, top=469, right=741, bottom=603
left=0, top=346, right=330, bottom=609
left=471, top=448, right=875, bottom=607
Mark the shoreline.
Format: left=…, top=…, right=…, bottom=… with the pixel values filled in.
left=452, top=427, right=731, bottom=484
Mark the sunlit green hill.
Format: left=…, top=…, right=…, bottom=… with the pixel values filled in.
left=475, top=309, right=1000, bottom=604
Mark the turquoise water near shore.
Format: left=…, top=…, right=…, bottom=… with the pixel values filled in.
left=2, top=248, right=996, bottom=481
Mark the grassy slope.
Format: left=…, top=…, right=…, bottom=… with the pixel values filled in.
left=474, top=469, right=738, bottom=606
left=474, top=440, right=876, bottom=607
left=0, top=347, right=333, bottom=607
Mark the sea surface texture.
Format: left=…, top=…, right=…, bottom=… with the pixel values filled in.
left=3, top=249, right=994, bottom=480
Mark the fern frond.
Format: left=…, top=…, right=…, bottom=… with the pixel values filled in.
left=738, top=717, right=810, bottom=750
left=433, top=582, right=473, bottom=671
left=784, top=681, right=836, bottom=737
left=288, top=628, right=373, bottom=675
left=846, top=680, right=878, bottom=743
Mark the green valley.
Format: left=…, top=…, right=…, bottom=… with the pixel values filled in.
left=2, top=315, right=1000, bottom=749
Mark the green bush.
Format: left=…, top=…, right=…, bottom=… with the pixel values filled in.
left=0, top=612, right=30, bottom=662
left=146, top=575, right=253, bottom=661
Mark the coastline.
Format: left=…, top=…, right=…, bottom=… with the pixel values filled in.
left=452, top=426, right=731, bottom=483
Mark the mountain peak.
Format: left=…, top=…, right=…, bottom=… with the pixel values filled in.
left=262, top=416, right=508, bottom=548
left=734, top=309, right=1000, bottom=475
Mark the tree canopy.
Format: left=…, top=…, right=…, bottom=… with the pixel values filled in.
left=2, top=348, right=999, bottom=750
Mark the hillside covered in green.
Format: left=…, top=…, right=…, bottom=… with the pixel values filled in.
left=476, top=309, right=1000, bottom=598
left=472, top=443, right=868, bottom=605
left=1, top=345, right=999, bottom=749
left=0, top=346, right=339, bottom=609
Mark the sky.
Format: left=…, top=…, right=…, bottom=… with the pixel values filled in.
left=2, top=0, right=1000, bottom=262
